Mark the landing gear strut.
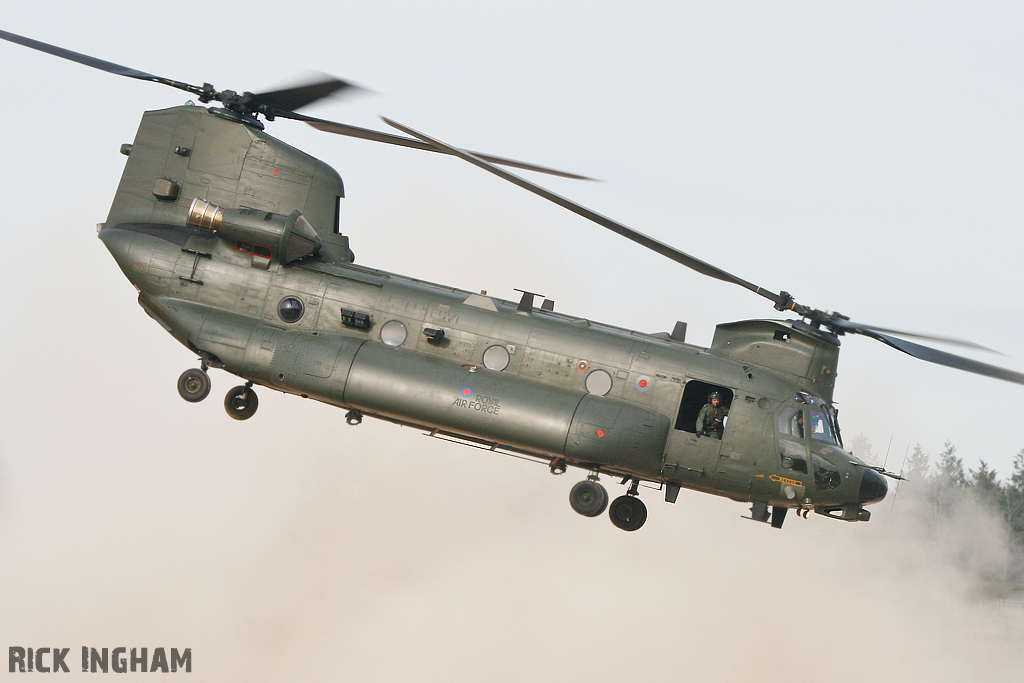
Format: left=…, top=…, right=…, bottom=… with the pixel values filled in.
left=608, top=480, right=647, bottom=531
left=224, top=382, right=258, bottom=420
left=177, top=368, right=211, bottom=403
left=569, top=476, right=609, bottom=517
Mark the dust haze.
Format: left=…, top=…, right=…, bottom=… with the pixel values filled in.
left=2, top=364, right=1021, bottom=681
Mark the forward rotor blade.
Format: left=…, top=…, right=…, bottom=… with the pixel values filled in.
left=250, top=76, right=357, bottom=113
left=864, top=330, right=1024, bottom=385
left=381, top=117, right=787, bottom=306
left=827, top=317, right=998, bottom=353
left=295, top=114, right=593, bottom=180
left=0, top=29, right=206, bottom=97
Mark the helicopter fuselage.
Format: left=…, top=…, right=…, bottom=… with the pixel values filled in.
left=98, top=105, right=886, bottom=526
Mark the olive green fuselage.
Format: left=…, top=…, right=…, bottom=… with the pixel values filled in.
left=98, top=105, right=883, bottom=518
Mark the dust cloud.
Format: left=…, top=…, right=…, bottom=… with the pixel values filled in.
left=1, top=390, right=1021, bottom=682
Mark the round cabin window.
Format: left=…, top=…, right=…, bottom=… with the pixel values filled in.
left=585, top=369, right=613, bottom=396
left=380, top=320, right=408, bottom=346
left=278, top=296, right=305, bottom=323
left=482, top=345, right=510, bottom=371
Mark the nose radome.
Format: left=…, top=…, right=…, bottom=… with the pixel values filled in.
left=859, top=469, right=888, bottom=504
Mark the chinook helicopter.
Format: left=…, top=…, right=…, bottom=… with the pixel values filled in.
left=5, top=30, right=1024, bottom=532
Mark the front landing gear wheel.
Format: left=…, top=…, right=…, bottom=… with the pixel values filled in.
left=224, top=385, right=258, bottom=420
left=177, top=368, right=211, bottom=403
left=609, top=495, right=648, bottom=531
left=569, top=480, right=609, bottom=517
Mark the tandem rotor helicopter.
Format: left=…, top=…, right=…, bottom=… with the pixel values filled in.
left=5, top=29, right=1023, bottom=532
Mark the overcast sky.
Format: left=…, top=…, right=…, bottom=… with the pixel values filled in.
left=2, top=2, right=1023, bottom=680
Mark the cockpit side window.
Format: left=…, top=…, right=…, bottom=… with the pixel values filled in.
left=777, top=406, right=805, bottom=439
left=779, top=439, right=808, bottom=474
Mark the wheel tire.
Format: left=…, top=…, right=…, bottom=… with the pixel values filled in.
left=177, top=368, right=211, bottom=403
left=224, top=385, right=259, bottom=420
left=569, top=480, right=609, bottom=517
left=608, top=495, right=648, bottom=531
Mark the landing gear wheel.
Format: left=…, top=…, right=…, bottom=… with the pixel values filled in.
left=569, top=480, right=609, bottom=517
left=608, top=495, right=648, bottom=531
left=224, top=385, right=258, bottom=420
left=177, top=368, right=211, bottom=403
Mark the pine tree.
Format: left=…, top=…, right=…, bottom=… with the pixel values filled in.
left=904, top=444, right=930, bottom=482
left=848, top=433, right=876, bottom=464
left=935, top=440, right=967, bottom=488
left=969, top=460, right=1001, bottom=507
left=1007, top=449, right=1024, bottom=553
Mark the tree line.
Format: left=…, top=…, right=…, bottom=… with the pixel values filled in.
left=876, top=438, right=1024, bottom=595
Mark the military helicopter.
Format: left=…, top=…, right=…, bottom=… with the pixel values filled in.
left=5, top=29, right=1023, bottom=532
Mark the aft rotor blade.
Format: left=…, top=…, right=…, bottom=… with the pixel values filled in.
left=295, top=114, right=593, bottom=180
left=864, top=330, right=1024, bottom=385
left=381, top=117, right=786, bottom=306
left=0, top=29, right=206, bottom=97
left=250, top=76, right=357, bottom=113
left=827, top=317, right=998, bottom=353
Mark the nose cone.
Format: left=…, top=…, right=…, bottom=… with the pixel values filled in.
left=859, top=469, right=888, bottom=504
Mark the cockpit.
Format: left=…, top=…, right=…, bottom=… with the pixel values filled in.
left=776, top=392, right=844, bottom=490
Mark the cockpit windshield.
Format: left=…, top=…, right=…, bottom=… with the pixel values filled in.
left=787, top=393, right=842, bottom=446
left=809, top=410, right=836, bottom=444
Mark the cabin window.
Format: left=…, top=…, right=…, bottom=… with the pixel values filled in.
left=482, top=345, right=510, bottom=371
left=675, top=380, right=734, bottom=435
left=380, top=320, right=408, bottom=347
left=585, top=369, right=613, bottom=396
left=277, top=296, right=305, bottom=323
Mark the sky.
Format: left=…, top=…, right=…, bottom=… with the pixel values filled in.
left=2, top=2, right=1023, bottom=681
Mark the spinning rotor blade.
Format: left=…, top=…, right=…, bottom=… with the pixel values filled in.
left=826, top=317, right=998, bottom=353
left=863, top=330, right=1024, bottom=385
left=1, top=29, right=590, bottom=179
left=301, top=115, right=593, bottom=180
left=0, top=29, right=347, bottom=114
left=382, top=117, right=1024, bottom=386
left=381, top=117, right=783, bottom=302
left=249, top=76, right=357, bottom=114
left=0, top=29, right=207, bottom=98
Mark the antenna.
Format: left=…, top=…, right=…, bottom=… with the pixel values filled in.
left=889, top=443, right=911, bottom=514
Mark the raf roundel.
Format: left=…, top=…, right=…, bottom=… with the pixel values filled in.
left=635, top=375, right=652, bottom=392
left=461, top=386, right=474, bottom=397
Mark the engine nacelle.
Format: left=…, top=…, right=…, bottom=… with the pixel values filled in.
left=187, top=198, right=322, bottom=264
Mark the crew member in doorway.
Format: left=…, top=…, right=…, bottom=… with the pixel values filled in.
left=696, top=391, right=728, bottom=439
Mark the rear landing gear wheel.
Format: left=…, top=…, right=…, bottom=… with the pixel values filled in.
left=224, top=384, right=258, bottom=420
left=609, top=495, right=648, bottom=531
left=569, top=480, right=609, bottom=517
left=177, top=368, right=211, bottom=403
